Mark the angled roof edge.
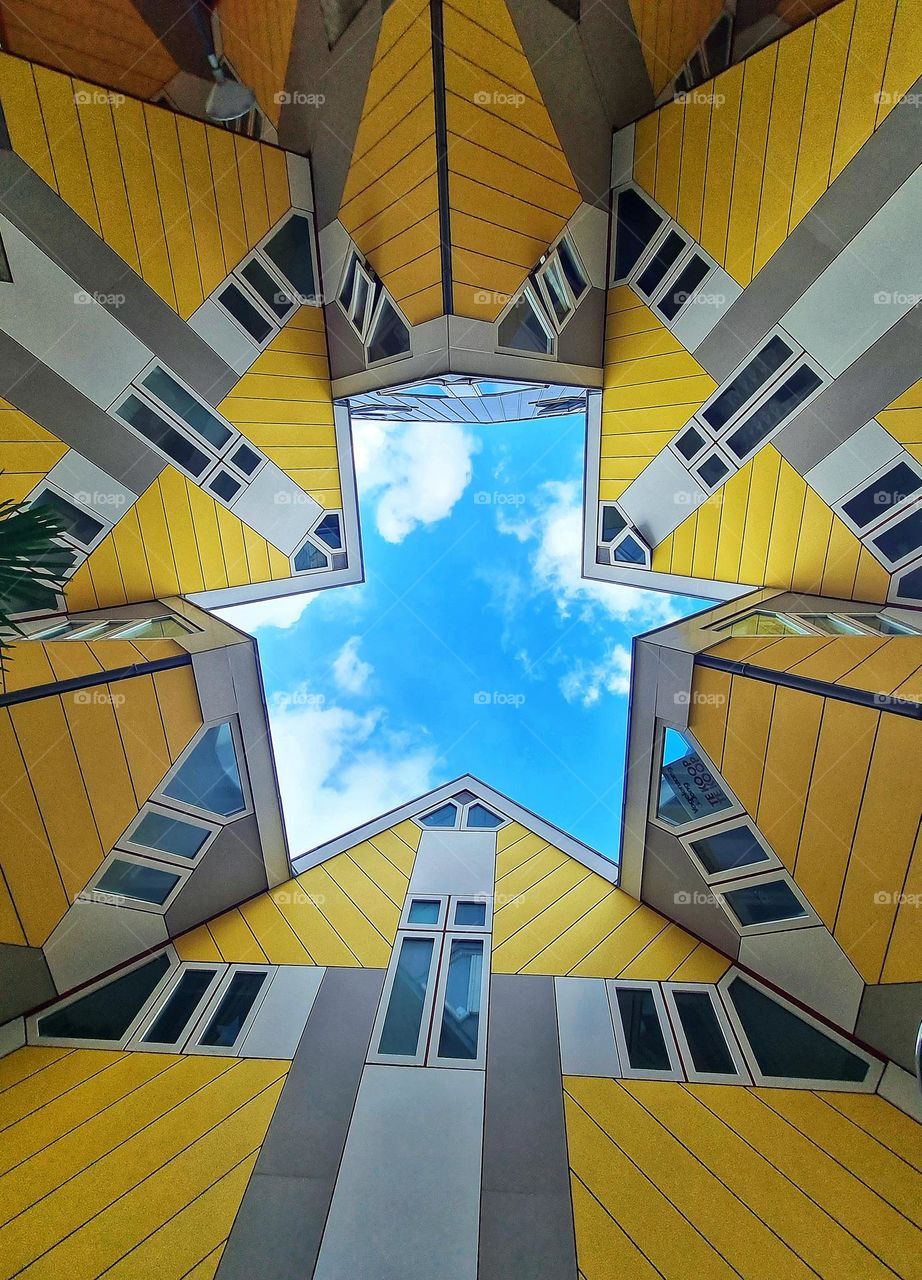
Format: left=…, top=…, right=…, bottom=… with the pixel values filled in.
left=291, top=774, right=619, bottom=884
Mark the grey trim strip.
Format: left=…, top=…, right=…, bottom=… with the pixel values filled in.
left=430, top=0, right=453, bottom=315
left=216, top=966, right=385, bottom=1280
left=696, top=653, right=922, bottom=720
left=480, top=974, right=578, bottom=1280
left=0, top=653, right=191, bottom=708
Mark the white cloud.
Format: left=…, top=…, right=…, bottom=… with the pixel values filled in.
left=560, top=644, right=632, bottom=707
left=354, top=419, right=479, bottom=542
left=217, top=592, right=316, bottom=633
left=332, top=635, right=373, bottom=695
left=266, top=687, right=439, bottom=854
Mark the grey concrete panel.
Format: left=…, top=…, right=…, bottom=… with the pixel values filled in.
left=556, top=287, right=605, bottom=369
left=240, top=966, right=325, bottom=1059
left=230, top=460, right=321, bottom=555
left=567, top=204, right=608, bottom=289
left=555, top=977, right=620, bottom=1077
left=856, top=982, right=922, bottom=1074
left=579, top=0, right=654, bottom=129
left=215, top=1175, right=334, bottom=1280
left=313, top=1065, right=484, bottom=1280
left=672, top=266, right=744, bottom=355
left=618, top=448, right=708, bottom=544
left=773, top=301, right=922, bottom=473
left=481, top=973, right=577, bottom=1280
left=738, top=927, right=864, bottom=1033
left=46, top=451, right=139, bottom=512
left=695, top=77, right=922, bottom=380
left=43, top=900, right=168, bottom=993
left=322, top=299, right=368, bottom=380
left=0, top=155, right=237, bottom=403
left=164, top=815, right=268, bottom=937
left=0, top=944, right=55, bottom=1021
left=409, top=830, right=496, bottom=896
left=187, top=299, right=260, bottom=375
left=641, top=822, right=741, bottom=959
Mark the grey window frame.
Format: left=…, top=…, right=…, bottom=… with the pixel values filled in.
left=714, top=869, right=821, bottom=936
left=151, top=718, right=253, bottom=825
left=648, top=723, right=744, bottom=837
left=427, top=930, right=490, bottom=1070
left=117, top=802, right=220, bottom=869
left=364, top=289, right=413, bottom=368
left=495, top=282, right=558, bottom=360
left=367, top=928, right=443, bottom=1066
left=833, top=454, right=922, bottom=540
left=606, top=979, right=684, bottom=1081
left=679, top=816, right=782, bottom=885
left=126, top=962, right=227, bottom=1052
left=448, top=894, right=493, bottom=933
left=662, top=981, right=751, bottom=1084
left=81, top=848, right=191, bottom=914
left=185, top=963, right=276, bottom=1056
left=399, top=894, right=449, bottom=931
left=535, top=234, right=588, bottom=333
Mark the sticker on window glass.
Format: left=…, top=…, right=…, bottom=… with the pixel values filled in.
left=657, top=728, right=732, bottom=826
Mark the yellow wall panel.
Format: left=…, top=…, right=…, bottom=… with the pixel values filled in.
left=627, top=0, right=723, bottom=94
left=217, top=0, right=298, bottom=127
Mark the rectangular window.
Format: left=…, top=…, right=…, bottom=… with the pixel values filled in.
left=701, top=334, right=794, bottom=432
left=231, top=442, right=262, bottom=476
left=841, top=461, right=922, bottom=532
left=715, top=610, right=811, bottom=637
left=114, top=615, right=197, bottom=639
left=239, top=256, right=295, bottom=320
left=686, top=822, right=775, bottom=880
left=407, top=898, right=443, bottom=925
left=664, top=984, right=749, bottom=1083
left=30, top=488, right=105, bottom=550
left=207, top=469, right=243, bottom=503
left=140, top=967, right=219, bottom=1046
left=725, top=363, right=823, bottom=461
left=125, top=807, right=212, bottom=862
left=609, top=982, right=681, bottom=1079
left=92, top=856, right=183, bottom=907
left=376, top=934, right=437, bottom=1058
left=431, top=936, right=486, bottom=1066
left=673, top=425, right=708, bottom=463
left=115, top=393, right=210, bottom=478
left=140, top=366, right=233, bottom=450
left=636, top=230, right=687, bottom=298
left=612, top=187, right=664, bottom=283
left=218, top=281, right=274, bottom=344
left=454, top=900, right=486, bottom=927
left=657, top=253, right=710, bottom=322
left=871, top=506, right=922, bottom=568
left=198, top=970, right=268, bottom=1048
left=720, top=876, right=811, bottom=930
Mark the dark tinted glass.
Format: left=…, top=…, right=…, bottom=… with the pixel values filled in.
left=241, top=258, right=293, bottom=318
left=32, top=490, right=103, bottom=547
left=728, top=977, right=869, bottom=1081
left=454, top=900, right=487, bottom=926
left=0, top=230, right=11, bottom=283
left=657, top=253, right=710, bottom=321
left=264, top=214, right=316, bottom=298
left=208, top=470, right=242, bottom=502
left=689, top=826, right=770, bottom=874
left=675, top=425, right=705, bottom=461
left=96, top=859, right=180, bottom=905
left=842, top=462, right=921, bottom=530
left=219, top=282, right=273, bottom=342
left=726, top=364, right=822, bottom=459
left=294, top=540, right=328, bottom=571
left=379, top=936, right=434, bottom=1055
left=897, top=564, right=922, bottom=600
left=131, top=810, right=209, bottom=860
left=613, top=189, right=664, bottom=281
left=723, top=879, right=807, bottom=926
left=37, top=953, right=170, bottom=1040
left=421, top=802, right=458, bottom=827
left=673, top=991, right=735, bottom=1074
left=617, top=987, right=671, bottom=1071
left=636, top=231, right=685, bottom=297
left=702, top=335, right=792, bottom=430
left=231, top=443, right=261, bottom=475
left=498, top=294, right=551, bottom=354
left=200, top=971, right=267, bottom=1046
left=368, top=297, right=411, bottom=361
left=697, top=454, right=729, bottom=487
left=315, top=514, right=343, bottom=548
left=466, top=803, right=502, bottom=828
left=143, top=969, right=215, bottom=1044
left=705, top=14, right=732, bottom=70
left=872, top=508, right=922, bottom=565
left=163, top=723, right=245, bottom=816
left=141, top=367, right=231, bottom=448
left=437, top=939, right=483, bottom=1060
left=557, top=238, right=587, bottom=298
left=614, top=534, right=645, bottom=564
left=118, top=394, right=210, bottom=477
left=601, top=505, right=627, bottom=541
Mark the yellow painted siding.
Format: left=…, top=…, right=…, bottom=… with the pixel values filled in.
left=600, top=287, right=717, bottom=502
left=444, top=0, right=581, bottom=320
left=0, top=658, right=201, bottom=946
left=491, top=829, right=729, bottom=979
left=652, top=448, right=891, bottom=600
left=0, top=1047, right=287, bottom=1279
left=878, top=374, right=922, bottom=466
left=627, top=0, right=724, bottom=95
left=633, top=0, right=922, bottom=284
left=565, top=1076, right=922, bottom=1280
left=175, top=820, right=422, bottom=967
left=688, top=660, right=922, bottom=983
left=0, top=398, right=68, bottom=507
left=0, top=0, right=178, bottom=99
left=338, top=0, right=442, bottom=325
left=216, top=0, right=298, bottom=127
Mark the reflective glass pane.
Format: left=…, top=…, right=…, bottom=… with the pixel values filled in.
left=421, top=802, right=458, bottom=828
left=616, top=986, right=670, bottom=1071
left=315, top=514, right=343, bottom=549
left=601, top=505, right=627, bottom=542
left=728, top=977, right=869, bottom=1081
left=264, top=214, right=316, bottom=299
left=379, top=936, right=434, bottom=1055
left=697, top=453, right=730, bottom=488
left=657, top=728, right=733, bottom=826
left=219, top=282, right=272, bottom=343
left=163, top=723, right=245, bottom=817
left=241, top=258, right=293, bottom=319
left=613, top=188, right=664, bottom=282
left=294, top=539, right=329, bottom=571
left=720, top=611, right=806, bottom=637
left=368, top=297, right=411, bottom=362
left=873, top=508, right=922, bottom=565
left=542, top=258, right=571, bottom=325
left=119, top=616, right=194, bottom=639
left=199, top=971, right=267, bottom=1047
left=95, top=858, right=180, bottom=905
left=702, top=335, right=792, bottom=431
left=142, top=969, right=215, bottom=1044
left=657, top=253, right=709, bottom=321
left=141, top=367, right=232, bottom=448
left=117, top=394, right=210, bottom=477
left=723, top=879, right=807, bottom=927
left=31, top=490, right=104, bottom=547
left=437, top=938, right=483, bottom=1060
left=37, top=953, right=170, bottom=1041
left=130, top=810, right=210, bottom=860
left=557, top=238, right=587, bottom=299
left=688, top=826, right=770, bottom=875
left=842, top=462, right=921, bottom=530
left=454, top=900, right=486, bottom=926
left=614, top=533, right=646, bottom=564
left=407, top=899, right=441, bottom=924
left=498, top=294, right=552, bottom=355
left=466, top=803, right=502, bottom=828
left=231, top=443, right=261, bottom=475
left=636, top=230, right=685, bottom=297
left=726, top=364, right=822, bottom=460
left=673, top=990, right=735, bottom=1074
left=208, top=470, right=242, bottom=502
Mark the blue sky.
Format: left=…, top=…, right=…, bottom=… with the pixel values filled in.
left=221, top=412, right=705, bottom=863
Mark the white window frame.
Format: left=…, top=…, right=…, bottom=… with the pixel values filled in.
left=27, top=479, right=113, bottom=554
left=495, top=282, right=557, bottom=359
left=81, top=848, right=191, bottom=914
left=427, top=930, right=490, bottom=1070
left=400, top=894, right=449, bottom=931
left=459, top=800, right=508, bottom=832
left=233, top=246, right=299, bottom=326
left=597, top=501, right=629, bottom=546
left=109, top=387, right=218, bottom=484
left=695, top=325, right=803, bottom=439
left=117, top=802, right=220, bottom=869
left=609, top=182, right=669, bottom=288
left=832, top=454, right=922, bottom=539
left=364, top=290, right=413, bottom=368
left=212, top=277, right=280, bottom=353
left=28, top=947, right=179, bottom=1049
left=448, top=894, right=493, bottom=933
left=680, top=816, right=782, bottom=886
left=126, top=962, right=227, bottom=1052
left=710, top=608, right=815, bottom=638
left=721, top=353, right=830, bottom=468
left=367, top=929, right=443, bottom=1066
left=669, top=419, right=717, bottom=468
left=132, top=359, right=240, bottom=462
left=290, top=531, right=332, bottom=576
left=257, top=206, right=321, bottom=308
left=415, top=799, right=463, bottom=831
left=185, top=964, right=276, bottom=1056
left=648, top=722, right=744, bottom=836
left=662, top=982, right=751, bottom=1084
left=632, top=223, right=694, bottom=303
left=868, top=502, right=922, bottom=572
left=692, top=442, right=738, bottom=495
left=714, top=870, right=821, bottom=936
left=652, top=244, right=717, bottom=328
left=311, top=508, right=345, bottom=551
left=890, top=557, right=922, bottom=607
left=607, top=979, right=684, bottom=1081
left=337, top=249, right=377, bottom=342
left=152, top=718, right=253, bottom=825
left=609, top=526, right=652, bottom=569
left=716, top=970, right=883, bottom=1092
left=535, top=235, right=588, bottom=333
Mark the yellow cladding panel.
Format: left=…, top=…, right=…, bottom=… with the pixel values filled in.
left=627, top=0, right=724, bottom=95
left=339, top=0, right=441, bottom=325
left=878, top=374, right=922, bottom=466
left=689, top=661, right=922, bottom=983
left=216, top=0, right=299, bottom=127
left=565, top=1077, right=922, bottom=1280
left=0, top=662, right=201, bottom=947
left=445, top=0, right=580, bottom=321
left=175, top=819, right=420, bottom=965
left=0, top=2, right=178, bottom=100
left=601, top=289, right=717, bottom=503
left=0, top=1048, right=286, bottom=1279
left=653, top=449, right=890, bottom=600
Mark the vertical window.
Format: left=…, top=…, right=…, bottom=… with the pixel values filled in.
left=664, top=984, right=749, bottom=1083
left=377, top=935, right=437, bottom=1058
left=263, top=213, right=317, bottom=300
left=161, top=722, right=246, bottom=818
left=141, top=968, right=219, bottom=1046
left=609, top=982, right=681, bottom=1079
left=197, top=970, right=268, bottom=1048
left=635, top=230, right=687, bottom=298
left=114, top=393, right=211, bottom=478
left=612, top=188, right=664, bottom=283
left=433, top=938, right=485, bottom=1064
left=218, top=281, right=274, bottom=344
left=655, top=728, right=734, bottom=829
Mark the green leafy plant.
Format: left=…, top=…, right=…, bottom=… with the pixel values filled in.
left=0, top=496, right=74, bottom=667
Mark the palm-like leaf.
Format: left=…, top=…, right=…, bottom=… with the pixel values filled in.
left=0, top=496, right=73, bottom=667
